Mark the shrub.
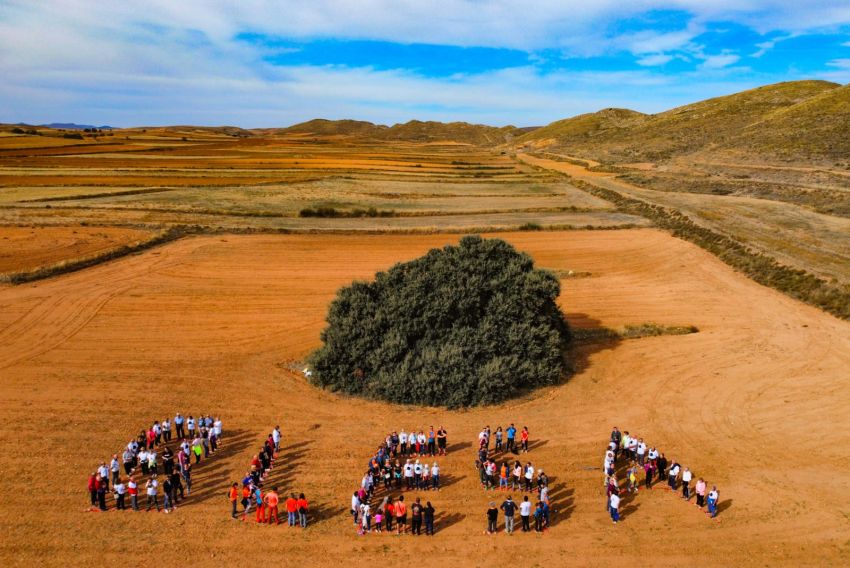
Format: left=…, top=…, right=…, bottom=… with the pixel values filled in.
left=308, top=235, right=571, bottom=407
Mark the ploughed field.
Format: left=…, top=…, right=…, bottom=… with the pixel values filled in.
left=0, top=229, right=848, bottom=566
left=0, top=129, right=644, bottom=232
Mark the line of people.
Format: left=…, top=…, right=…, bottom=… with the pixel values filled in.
left=87, top=412, right=222, bottom=513
left=352, top=494, right=437, bottom=536
left=486, top=495, right=550, bottom=534
left=229, top=426, right=309, bottom=528
left=478, top=424, right=530, bottom=456
left=383, top=427, right=448, bottom=458
left=605, top=426, right=721, bottom=524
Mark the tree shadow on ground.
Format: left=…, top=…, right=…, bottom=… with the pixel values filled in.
left=563, top=312, right=623, bottom=378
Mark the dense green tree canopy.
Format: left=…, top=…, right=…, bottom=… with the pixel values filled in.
left=308, top=235, right=571, bottom=408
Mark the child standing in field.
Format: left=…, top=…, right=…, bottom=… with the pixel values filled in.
left=521, top=426, right=529, bottom=453
left=495, top=426, right=503, bottom=452
left=254, top=485, right=265, bottom=523
left=298, top=493, right=308, bottom=528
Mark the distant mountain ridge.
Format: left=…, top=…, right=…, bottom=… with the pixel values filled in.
left=39, top=122, right=115, bottom=130
left=273, top=118, right=523, bottom=145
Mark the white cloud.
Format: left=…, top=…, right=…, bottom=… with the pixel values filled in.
left=0, top=1, right=846, bottom=126
left=827, top=58, right=850, bottom=69
left=842, top=41, right=850, bottom=47
left=637, top=53, right=675, bottom=66
left=700, top=53, right=741, bottom=69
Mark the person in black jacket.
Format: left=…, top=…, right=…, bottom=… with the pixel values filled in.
left=486, top=502, right=498, bottom=534
left=411, top=498, right=423, bottom=535
left=424, top=501, right=435, bottom=535
left=501, top=496, right=517, bottom=533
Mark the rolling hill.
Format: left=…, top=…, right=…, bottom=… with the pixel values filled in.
left=275, top=118, right=520, bottom=145
left=520, top=80, right=843, bottom=163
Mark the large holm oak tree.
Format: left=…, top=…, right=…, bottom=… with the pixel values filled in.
left=308, top=236, right=571, bottom=408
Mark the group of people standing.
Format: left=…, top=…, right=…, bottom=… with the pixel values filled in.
left=605, top=426, right=721, bottom=524
left=87, top=412, right=222, bottom=513
left=475, top=424, right=551, bottom=534
left=350, top=432, right=447, bottom=535
left=229, top=426, right=308, bottom=528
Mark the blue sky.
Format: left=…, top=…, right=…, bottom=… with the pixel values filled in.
left=1, top=1, right=849, bottom=127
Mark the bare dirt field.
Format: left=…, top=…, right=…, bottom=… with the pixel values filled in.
left=0, top=229, right=848, bottom=566
left=0, top=225, right=152, bottom=277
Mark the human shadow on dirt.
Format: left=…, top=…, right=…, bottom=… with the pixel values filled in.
left=308, top=501, right=348, bottom=526
left=717, top=498, right=732, bottom=514
left=445, top=440, right=472, bottom=454
left=545, top=476, right=574, bottom=526
left=435, top=511, right=465, bottom=533
left=170, top=429, right=255, bottom=506
left=370, top=473, right=468, bottom=501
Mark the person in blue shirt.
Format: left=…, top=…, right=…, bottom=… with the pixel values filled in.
left=506, top=424, right=517, bottom=453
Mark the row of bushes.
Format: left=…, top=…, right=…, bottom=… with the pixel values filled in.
left=299, top=206, right=396, bottom=218
left=568, top=177, right=850, bottom=320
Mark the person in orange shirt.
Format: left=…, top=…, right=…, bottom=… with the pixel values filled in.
left=241, top=483, right=252, bottom=519
left=286, top=493, right=298, bottom=526
left=521, top=427, right=530, bottom=453
left=297, top=493, right=308, bottom=528
left=395, top=495, right=408, bottom=534
left=228, top=482, right=239, bottom=519
left=265, top=487, right=280, bottom=525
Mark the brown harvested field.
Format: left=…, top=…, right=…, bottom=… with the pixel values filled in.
left=0, top=225, right=152, bottom=277
left=519, top=152, right=850, bottom=286
left=0, top=132, right=639, bottom=232
left=1, top=229, right=848, bottom=566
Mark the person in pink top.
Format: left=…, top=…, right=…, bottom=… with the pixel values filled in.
left=695, top=478, right=707, bottom=508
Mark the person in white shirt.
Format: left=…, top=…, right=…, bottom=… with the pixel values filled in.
left=214, top=418, right=223, bottom=441
left=609, top=492, right=620, bottom=523
left=128, top=478, right=139, bottom=510
left=637, top=440, right=647, bottom=465
left=162, top=418, right=171, bottom=443
left=350, top=492, right=361, bottom=524
left=97, top=462, right=109, bottom=490
left=138, top=449, right=149, bottom=475
left=524, top=463, right=534, bottom=491
left=413, top=460, right=423, bottom=489
left=430, top=463, right=440, bottom=490
left=707, top=486, right=720, bottom=518
left=359, top=503, right=371, bottom=533
left=110, top=455, right=120, bottom=485
left=648, top=447, right=659, bottom=461
left=681, top=467, right=693, bottom=500
left=146, top=476, right=160, bottom=511
left=404, top=460, right=414, bottom=489
left=113, top=479, right=127, bottom=510
left=272, top=426, right=281, bottom=452
left=668, top=462, right=681, bottom=490
left=520, top=495, right=532, bottom=532
left=399, top=431, right=408, bottom=456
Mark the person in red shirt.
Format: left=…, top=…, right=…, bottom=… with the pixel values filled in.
left=228, top=482, right=239, bottom=519
left=265, top=487, right=280, bottom=525
left=286, top=493, right=298, bottom=526
left=521, top=427, right=530, bottom=453
left=297, top=493, right=308, bottom=528
left=87, top=473, right=97, bottom=509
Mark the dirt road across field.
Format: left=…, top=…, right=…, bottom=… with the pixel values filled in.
left=0, top=229, right=848, bottom=566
